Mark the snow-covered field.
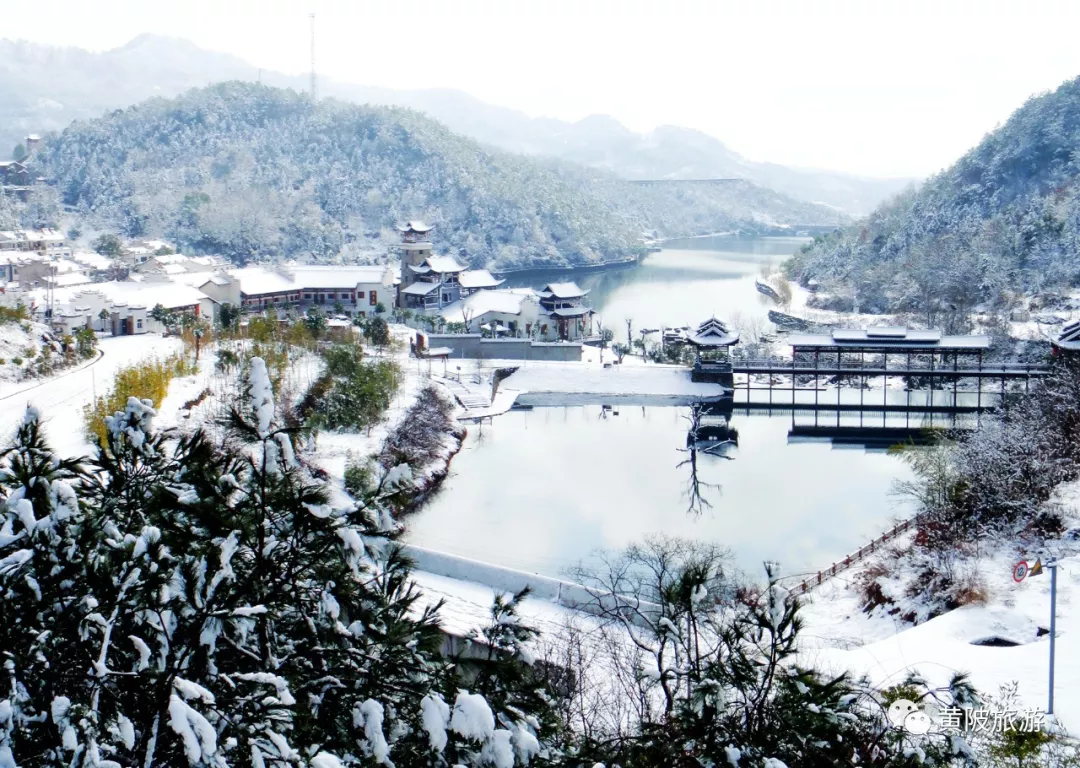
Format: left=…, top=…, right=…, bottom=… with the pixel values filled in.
left=799, top=481, right=1080, bottom=732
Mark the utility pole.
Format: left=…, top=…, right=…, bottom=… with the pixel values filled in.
left=1048, top=560, right=1058, bottom=716
left=309, top=13, right=318, bottom=101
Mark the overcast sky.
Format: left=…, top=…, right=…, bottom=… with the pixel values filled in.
left=6, top=0, right=1080, bottom=178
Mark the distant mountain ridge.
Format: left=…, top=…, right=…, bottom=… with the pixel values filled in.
left=29, top=82, right=846, bottom=271
left=0, top=34, right=907, bottom=214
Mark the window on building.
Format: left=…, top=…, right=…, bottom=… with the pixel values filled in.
left=304, top=293, right=312, bottom=299
left=136, top=319, right=143, bottom=330
left=442, top=293, right=451, bottom=304
left=370, top=290, right=377, bottom=306
left=357, top=291, right=365, bottom=299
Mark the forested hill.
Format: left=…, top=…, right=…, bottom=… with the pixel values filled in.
left=788, top=75, right=1080, bottom=317
left=30, top=83, right=844, bottom=271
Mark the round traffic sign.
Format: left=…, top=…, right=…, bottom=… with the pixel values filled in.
left=1013, top=561, right=1029, bottom=582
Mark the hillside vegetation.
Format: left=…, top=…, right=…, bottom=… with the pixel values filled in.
left=0, top=35, right=903, bottom=214
left=30, top=82, right=844, bottom=270
left=788, top=75, right=1080, bottom=321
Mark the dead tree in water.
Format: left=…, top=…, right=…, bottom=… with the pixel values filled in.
left=677, top=403, right=728, bottom=515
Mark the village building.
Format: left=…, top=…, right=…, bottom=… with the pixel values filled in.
left=1053, top=320, right=1080, bottom=357
left=36, top=282, right=214, bottom=337
left=434, top=281, right=597, bottom=342
left=0, top=229, right=70, bottom=259
left=132, top=253, right=223, bottom=277
left=536, top=282, right=596, bottom=341
left=687, top=317, right=741, bottom=384
left=439, top=289, right=548, bottom=337
left=229, top=264, right=396, bottom=314
left=0, top=160, right=28, bottom=186
left=395, top=221, right=505, bottom=311
left=399, top=253, right=468, bottom=310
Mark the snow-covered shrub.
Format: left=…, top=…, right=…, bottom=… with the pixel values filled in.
left=379, top=384, right=462, bottom=472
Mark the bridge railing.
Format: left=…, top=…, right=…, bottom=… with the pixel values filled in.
left=731, top=359, right=1048, bottom=374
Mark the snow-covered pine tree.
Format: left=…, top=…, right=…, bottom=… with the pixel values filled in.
left=0, top=406, right=92, bottom=767
left=1, top=361, right=558, bottom=767
left=441, top=589, right=552, bottom=768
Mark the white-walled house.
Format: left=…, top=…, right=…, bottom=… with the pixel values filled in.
left=439, top=290, right=548, bottom=337
left=35, top=282, right=214, bottom=336
left=436, top=281, right=596, bottom=341
left=229, top=265, right=397, bottom=314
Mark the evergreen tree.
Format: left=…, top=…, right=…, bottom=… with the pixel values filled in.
left=0, top=363, right=558, bottom=767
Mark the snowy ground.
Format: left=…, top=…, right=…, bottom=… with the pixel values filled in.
left=0, top=333, right=184, bottom=457
left=799, top=480, right=1080, bottom=732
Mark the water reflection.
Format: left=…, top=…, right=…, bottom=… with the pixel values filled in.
left=677, top=402, right=739, bottom=515
left=405, top=402, right=917, bottom=576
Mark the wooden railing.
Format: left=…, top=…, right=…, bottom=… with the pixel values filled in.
left=792, top=515, right=922, bottom=595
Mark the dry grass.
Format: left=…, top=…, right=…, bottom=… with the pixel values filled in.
left=83, top=353, right=197, bottom=446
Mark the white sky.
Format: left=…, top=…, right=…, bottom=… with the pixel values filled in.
left=6, top=0, right=1080, bottom=178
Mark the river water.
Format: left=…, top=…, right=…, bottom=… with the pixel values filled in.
left=405, top=236, right=920, bottom=580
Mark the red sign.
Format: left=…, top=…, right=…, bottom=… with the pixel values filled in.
left=1013, top=561, right=1029, bottom=583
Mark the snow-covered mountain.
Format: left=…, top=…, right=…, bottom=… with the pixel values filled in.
left=0, top=34, right=909, bottom=214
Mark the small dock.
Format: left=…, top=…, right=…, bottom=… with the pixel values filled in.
left=433, top=375, right=521, bottom=422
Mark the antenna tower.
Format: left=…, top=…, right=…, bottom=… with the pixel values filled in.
left=309, top=13, right=318, bottom=101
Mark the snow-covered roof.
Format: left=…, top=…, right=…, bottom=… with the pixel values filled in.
left=70, top=250, right=112, bottom=270
left=402, top=281, right=441, bottom=296
left=45, top=272, right=93, bottom=288
left=424, top=254, right=466, bottom=274
left=439, top=289, right=537, bottom=323
left=231, top=265, right=392, bottom=296
left=51, top=259, right=85, bottom=274
left=397, top=220, right=433, bottom=233
left=152, top=253, right=189, bottom=265
left=1055, top=320, right=1080, bottom=351
left=688, top=317, right=739, bottom=347
left=406, top=263, right=432, bottom=274
left=0, top=228, right=66, bottom=244
left=161, top=264, right=187, bottom=275
left=40, top=281, right=209, bottom=312
left=458, top=269, right=504, bottom=289
left=187, top=256, right=222, bottom=267
left=538, top=282, right=587, bottom=299
left=789, top=328, right=990, bottom=350
left=549, top=306, right=594, bottom=318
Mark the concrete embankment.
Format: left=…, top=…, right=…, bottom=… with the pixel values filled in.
left=502, top=362, right=730, bottom=406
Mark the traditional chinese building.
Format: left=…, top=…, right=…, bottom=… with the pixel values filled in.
left=687, top=317, right=740, bottom=384
left=536, top=282, right=595, bottom=341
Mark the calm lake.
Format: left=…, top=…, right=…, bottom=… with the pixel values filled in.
left=502, top=234, right=808, bottom=333
left=405, top=236, right=920, bottom=580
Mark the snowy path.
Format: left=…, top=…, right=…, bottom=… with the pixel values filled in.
left=0, top=349, right=104, bottom=403
left=0, top=334, right=183, bottom=458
